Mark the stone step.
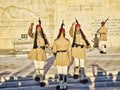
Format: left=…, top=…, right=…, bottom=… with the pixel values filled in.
left=1, top=71, right=120, bottom=82
left=0, top=74, right=120, bottom=89
left=1, top=80, right=120, bottom=90
left=68, top=87, right=120, bottom=90
left=1, top=73, right=120, bottom=83
left=0, top=54, right=120, bottom=80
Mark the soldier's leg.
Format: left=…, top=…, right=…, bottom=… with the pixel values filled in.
left=99, top=41, right=103, bottom=52
left=79, top=59, right=85, bottom=77
left=34, top=60, right=40, bottom=74
left=100, top=41, right=106, bottom=54
left=79, top=59, right=88, bottom=84
left=79, top=59, right=84, bottom=68
left=102, top=41, right=107, bottom=53
left=62, top=66, right=68, bottom=89
left=34, top=60, right=40, bottom=81
left=74, top=58, right=80, bottom=75
left=38, top=61, right=45, bottom=81
left=56, top=66, right=63, bottom=89
left=38, top=61, right=46, bottom=87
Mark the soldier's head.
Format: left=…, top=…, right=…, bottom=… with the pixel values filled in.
left=61, top=28, right=65, bottom=35
left=36, top=24, right=42, bottom=33
left=75, top=24, right=81, bottom=32
left=57, top=28, right=65, bottom=38
left=101, top=21, right=105, bottom=26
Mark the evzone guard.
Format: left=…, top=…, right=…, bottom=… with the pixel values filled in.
left=69, top=19, right=91, bottom=84
left=28, top=18, right=49, bottom=87
left=52, top=21, right=72, bottom=90
left=97, top=18, right=108, bottom=54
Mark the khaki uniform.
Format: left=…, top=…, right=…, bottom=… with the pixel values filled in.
left=98, top=26, right=107, bottom=41
left=69, top=27, right=86, bottom=59
left=52, top=37, right=72, bottom=66
left=28, top=27, right=47, bottom=61
left=98, top=26, right=108, bottom=53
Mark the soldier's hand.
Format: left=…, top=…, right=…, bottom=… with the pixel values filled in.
left=87, top=45, right=91, bottom=48
left=72, top=22, right=75, bottom=26
left=53, top=53, right=56, bottom=56
left=45, top=44, right=49, bottom=48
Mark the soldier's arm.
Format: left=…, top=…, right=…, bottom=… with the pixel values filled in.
left=68, top=40, right=72, bottom=63
left=84, top=40, right=91, bottom=48
left=69, top=26, right=74, bottom=38
left=28, top=23, right=34, bottom=38
left=69, top=22, right=75, bottom=38
left=97, top=28, right=101, bottom=34
left=52, top=40, right=57, bottom=55
left=44, top=34, right=49, bottom=47
left=98, top=27, right=107, bottom=34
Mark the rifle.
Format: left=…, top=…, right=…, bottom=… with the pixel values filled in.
left=75, top=18, right=90, bottom=46
left=38, top=17, right=41, bottom=25
left=38, top=18, right=49, bottom=45
left=97, top=18, right=109, bottom=32
left=57, top=20, right=65, bottom=39
left=60, top=20, right=65, bottom=29
left=75, top=18, right=79, bottom=24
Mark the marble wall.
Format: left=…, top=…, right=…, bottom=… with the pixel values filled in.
left=0, top=0, right=120, bottom=49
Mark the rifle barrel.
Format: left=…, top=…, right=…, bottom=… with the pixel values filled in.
left=38, top=18, right=41, bottom=24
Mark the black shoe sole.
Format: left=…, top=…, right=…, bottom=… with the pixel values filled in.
left=39, top=82, right=46, bottom=87
left=100, top=51, right=106, bottom=54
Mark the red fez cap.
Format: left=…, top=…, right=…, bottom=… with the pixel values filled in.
left=75, top=24, right=80, bottom=28
left=101, top=22, right=105, bottom=25
left=61, top=28, right=65, bottom=33
left=36, top=24, right=41, bottom=29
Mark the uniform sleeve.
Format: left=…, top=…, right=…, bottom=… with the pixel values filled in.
left=98, top=27, right=107, bottom=34
left=52, top=41, right=57, bottom=54
left=68, top=41, right=72, bottom=63
left=69, top=26, right=74, bottom=38
left=83, top=40, right=87, bottom=48
left=44, top=34, right=47, bottom=40
left=28, top=25, right=34, bottom=38
left=44, top=34, right=49, bottom=45
left=84, top=39, right=91, bottom=48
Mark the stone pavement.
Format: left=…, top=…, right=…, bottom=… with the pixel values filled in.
left=0, top=47, right=120, bottom=90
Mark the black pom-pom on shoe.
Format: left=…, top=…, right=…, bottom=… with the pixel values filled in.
left=73, top=74, right=78, bottom=79
left=35, top=76, right=40, bottom=81
left=56, top=85, right=60, bottom=90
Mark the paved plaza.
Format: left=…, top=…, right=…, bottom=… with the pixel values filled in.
left=0, top=47, right=120, bottom=90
